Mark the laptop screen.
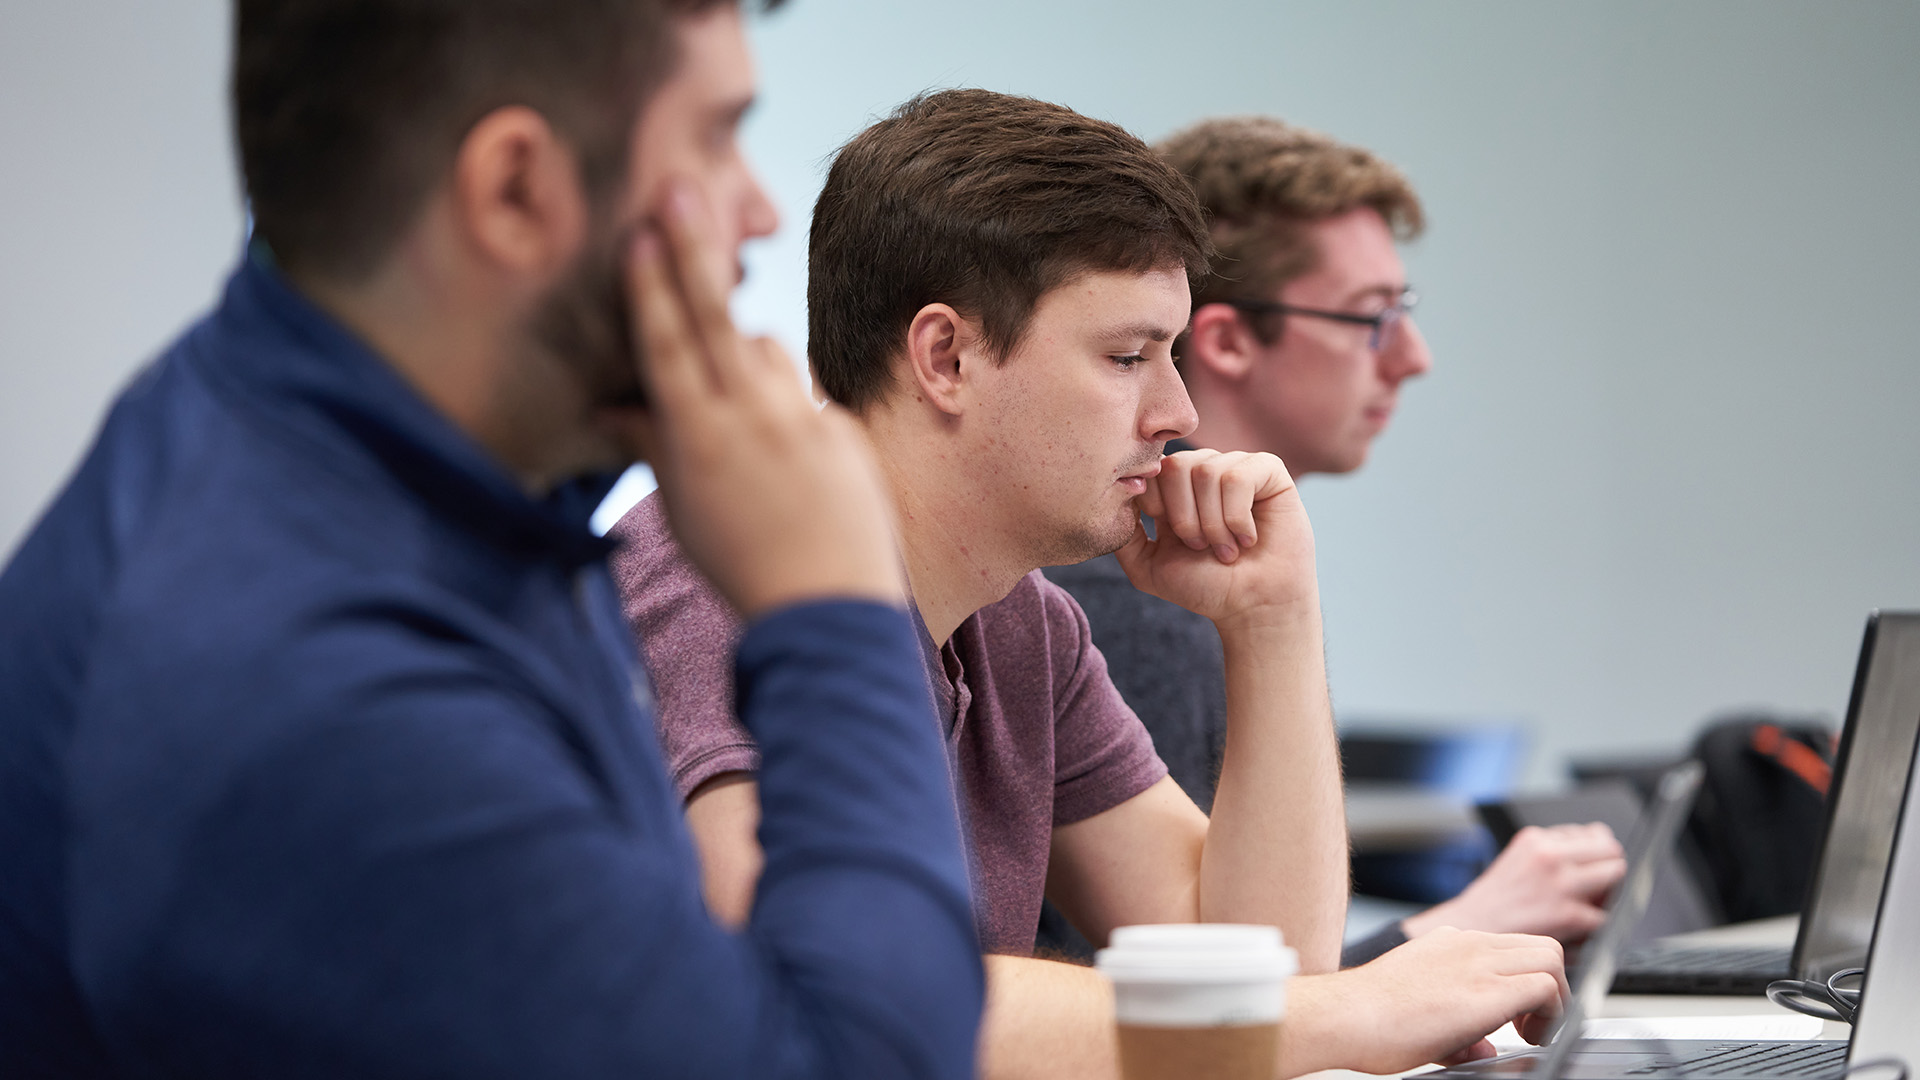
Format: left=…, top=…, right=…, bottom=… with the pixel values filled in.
left=1796, top=612, right=1920, bottom=980
left=1850, top=684, right=1920, bottom=1061
left=1532, top=762, right=1704, bottom=1080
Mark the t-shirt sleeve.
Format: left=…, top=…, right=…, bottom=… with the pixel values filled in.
left=1030, top=572, right=1169, bottom=825
left=607, top=494, right=760, bottom=798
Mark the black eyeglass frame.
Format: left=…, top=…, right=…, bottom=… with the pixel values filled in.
left=1223, top=286, right=1419, bottom=351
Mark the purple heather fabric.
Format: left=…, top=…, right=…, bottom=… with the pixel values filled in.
left=610, top=493, right=1167, bottom=955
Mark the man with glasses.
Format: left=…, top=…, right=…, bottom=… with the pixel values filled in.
left=1171, top=116, right=1432, bottom=477
left=1044, top=115, right=1627, bottom=967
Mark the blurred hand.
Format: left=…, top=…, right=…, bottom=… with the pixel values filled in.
left=619, top=182, right=904, bottom=618
left=1279, top=928, right=1567, bottom=1077
left=1116, top=449, right=1318, bottom=631
left=1404, top=823, right=1627, bottom=944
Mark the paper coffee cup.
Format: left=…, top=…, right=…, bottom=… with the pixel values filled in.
left=1095, top=924, right=1297, bottom=1080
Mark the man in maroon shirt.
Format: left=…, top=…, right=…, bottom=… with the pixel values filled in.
left=613, top=90, right=1569, bottom=1078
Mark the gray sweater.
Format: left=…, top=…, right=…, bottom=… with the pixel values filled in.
left=1039, top=553, right=1408, bottom=968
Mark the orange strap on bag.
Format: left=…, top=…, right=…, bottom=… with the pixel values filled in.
left=1750, top=723, right=1833, bottom=797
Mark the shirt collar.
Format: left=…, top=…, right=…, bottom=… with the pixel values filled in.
left=197, top=253, right=620, bottom=569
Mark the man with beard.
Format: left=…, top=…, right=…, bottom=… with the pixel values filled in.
left=615, top=90, right=1570, bottom=1080
left=1043, top=116, right=1628, bottom=970
left=0, top=2, right=982, bottom=1077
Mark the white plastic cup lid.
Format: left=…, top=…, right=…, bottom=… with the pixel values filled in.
left=1095, top=924, right=1299, bottom=984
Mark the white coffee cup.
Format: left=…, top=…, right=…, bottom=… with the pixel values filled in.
left=1095, top=924, right=1298, bottom=1080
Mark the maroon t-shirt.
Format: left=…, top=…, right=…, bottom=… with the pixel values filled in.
left=608, top=493, right=1167, bottom=955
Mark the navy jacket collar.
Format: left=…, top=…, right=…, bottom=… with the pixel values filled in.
left=197, top=255, right=619, bottom=569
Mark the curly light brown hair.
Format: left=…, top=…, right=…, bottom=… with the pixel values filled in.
left=1156, top=116, right=1423, bottom=343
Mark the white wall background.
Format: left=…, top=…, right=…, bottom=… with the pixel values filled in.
left=5, top=2, right=1917, bottom=785
left=1, top=1, right=241, bottom=562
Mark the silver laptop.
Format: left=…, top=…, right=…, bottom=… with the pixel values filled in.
left=1421, top=762, right=1738, bottom=1079
left=1614, top=611, right=1920, bottom=994
left=1424, top=660, right=1920, bottom=1080
left=1848, top=708, right=1920, bottom=1066
left=1527, top=724, right=1920, bottom=1080
left=1481, top=781, right=1719, bottom=949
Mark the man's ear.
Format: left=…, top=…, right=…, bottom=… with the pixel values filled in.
left=1186, top=302, right=1263, bottom=382
left=902, top=303, right=976, bottom=416
left=449, top=105, right=588, bottom=279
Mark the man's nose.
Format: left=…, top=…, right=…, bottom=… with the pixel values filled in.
left=740, top=169, right=780, bottom=242
left=1146, top=360, right=1199, bottom=442
left=1382, top=317, right=1432, bottom=384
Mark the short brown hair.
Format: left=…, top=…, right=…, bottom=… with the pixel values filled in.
left=235, top=0, right=777, bottom=282
left=808, top=89, right=1213, bottom=411
left=1156, top=116, right=1422, bottom=340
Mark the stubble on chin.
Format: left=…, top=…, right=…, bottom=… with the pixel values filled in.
left=1046, top=451, right=1165, bottom=566
left=1035, top=496, right=1142, bottom=570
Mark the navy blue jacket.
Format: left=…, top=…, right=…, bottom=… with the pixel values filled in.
left=0, top=256, right=981, bottom=1078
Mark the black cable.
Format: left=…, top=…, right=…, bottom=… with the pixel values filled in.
left=1764, top=966, right=1864, bottom=1023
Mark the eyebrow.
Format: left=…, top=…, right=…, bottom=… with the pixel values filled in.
left=1090, top=321, right=1183, bottom=346
left=1339, top=283, right=1405, bottom=306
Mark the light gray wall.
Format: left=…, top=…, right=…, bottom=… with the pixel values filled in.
left=1, top=1, right=242, bottom=556
left=734, top=0, right=1920, bottom=784
left=5, top=2, right=1916, bottom=784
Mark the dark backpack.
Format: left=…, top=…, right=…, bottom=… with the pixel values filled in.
left=1684, top=715, right=1836, bottom=923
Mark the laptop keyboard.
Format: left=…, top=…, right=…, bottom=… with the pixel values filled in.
left=1622, top=1041, right=1847, bottom=1077
left=1617, top=944, right=1792, bottom=975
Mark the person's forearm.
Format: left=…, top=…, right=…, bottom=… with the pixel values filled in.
left=978, top=955, right=1119, bottom=1080
left=1200, top=599, right=1347, bottom=973
left=1402, top=905, right=1451, bottom=938
left=1273, top=973, right=1383, bottom=1077
left=980, top=955, right=1339, bottom=1080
